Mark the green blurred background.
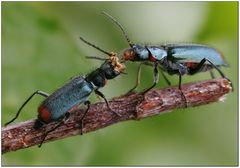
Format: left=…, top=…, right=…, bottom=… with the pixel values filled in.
left=2, top=2, right=238, bottom=166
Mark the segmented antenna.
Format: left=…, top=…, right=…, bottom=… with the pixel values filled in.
left=101, top=11, right=133, bottom=48
left=85, top=56, right=107, bottom=61
left=80, top=37, right=112, bottom=56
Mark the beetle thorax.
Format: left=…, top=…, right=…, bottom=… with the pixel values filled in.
left=159, top=57, right=170, bottom=70
left=159, top=57, right=188, bottom=75
left=86, top=69, right=105, bottom=88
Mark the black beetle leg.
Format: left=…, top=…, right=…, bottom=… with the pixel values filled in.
left=187, top=58, right=209, bottom=75
left=205, top=59, right=233, bottom=90
left=159, top=67, right=171, bottom=86
left=188, top=58, right=233, bottom=91
left=178, top=72, right=188, bottom=108
left=141, top=62, right=159, bottom=94
left=178, top=72, right=182, bottom=90
left=210, top=70, right=215, bottom=79
left=95, top=90, right=121, bottom=117
left=38, top=112, right=70, bottom=148
left=188, top=58, right=224, bottom=77
left=79, top=101, right=91, bottom=135
left=140, top=47, right=159, bottom=94
left=126, top=62, right=144, bottom=94
left=5, top=90, right=49, bottom=126
left=205, top=58, right=225, bottom=78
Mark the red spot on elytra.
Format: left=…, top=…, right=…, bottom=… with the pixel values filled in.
left=38, top=105, right=51, bottom=122
left=149, top=55, right=157, bottom=62
left=186, top=62, right=198, bottom=68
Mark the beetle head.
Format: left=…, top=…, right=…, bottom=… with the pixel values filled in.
left=122, top=48, right=136, bottom=61
left=101, top=53, right=125, bottom=79
left=122, top=44, right=149, bottom=62
left=86, top=54, right=125, bottom=88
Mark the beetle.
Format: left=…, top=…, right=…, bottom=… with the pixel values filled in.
left=100, top=12, right=231, bottom=96
left=5, top=53, right=125, bottom=147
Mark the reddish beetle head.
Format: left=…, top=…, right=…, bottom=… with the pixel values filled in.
left=122, top=48, right=136, bottom=61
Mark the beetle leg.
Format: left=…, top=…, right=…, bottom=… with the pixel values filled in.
left=95, top=90, right=121, bottom=117
left=140, top=47, right=160, bottom=94
left=205, top=59, right=233, bottom=90
left=178, top=72, right=188, bottom=108
left=188, top=58, right=224, bottom=77
left=159, top=68, right=171, bottom=86
left=79, top=101, right=91, bottom=135
left=187, top=59, right=205, bottom=75
left=5, top=90, right=49, bottom=126
left=178, top=72, right=182, bottom=90
left=131, top=61, right=171, bottom=86
left=141, top=62, right=159, bottom=94
left=210, top=70, right=215, bottom=79
left=205, top=58, right=226, bottom=78
left=126, top=62, right=144, bottom=94
left=38, top=112, right=70, bottom=148
left=188, top=58, right=233, bottom=90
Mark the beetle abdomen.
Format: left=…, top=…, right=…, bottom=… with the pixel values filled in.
left=183, top=62, right=213, bottom=74
left=38, top=76, right=93, bottom=122
left=38, top=105, right=51, bottom=123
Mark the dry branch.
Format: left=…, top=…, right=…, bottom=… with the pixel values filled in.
left=2, top=78, right=232, bottom=154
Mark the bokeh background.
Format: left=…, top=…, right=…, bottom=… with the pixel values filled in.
left=2, top=2, right=238, bottom=166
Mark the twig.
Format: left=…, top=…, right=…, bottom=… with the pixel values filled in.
left=2, top=78, right=232, bottom=154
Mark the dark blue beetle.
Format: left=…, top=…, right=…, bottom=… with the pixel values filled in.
left=5, top=53, right=125, bottom=147
left=101, top=12, right=230, bottom=94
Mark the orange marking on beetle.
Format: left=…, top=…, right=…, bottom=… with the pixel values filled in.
left=38, top=105, right=51, bottom=122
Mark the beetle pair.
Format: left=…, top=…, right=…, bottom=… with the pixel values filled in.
left=5, top=12, right=231, bottom=147
left=81, top=11, right=231, bottom=98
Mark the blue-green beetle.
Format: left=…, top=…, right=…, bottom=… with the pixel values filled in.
left=102, top=12, right=231, bottom=93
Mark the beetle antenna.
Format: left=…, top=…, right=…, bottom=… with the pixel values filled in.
left=101, top=11, right=133, bottom=48
left=80, top=37, right=112, bottom=56
left=85, top=56, right=107, bottom=61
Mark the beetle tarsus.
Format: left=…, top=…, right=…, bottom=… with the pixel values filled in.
left=224, top=77, right=234, bottom=92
